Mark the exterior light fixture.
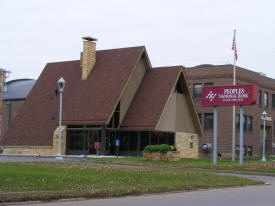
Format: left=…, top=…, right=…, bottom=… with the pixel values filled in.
left=56, top=77, right=66, bottom=161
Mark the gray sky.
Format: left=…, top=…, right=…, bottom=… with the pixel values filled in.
left=1, top=0, right=275, bottom=81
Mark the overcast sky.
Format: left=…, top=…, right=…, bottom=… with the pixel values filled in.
left=1, top=0, right=275, bottom=81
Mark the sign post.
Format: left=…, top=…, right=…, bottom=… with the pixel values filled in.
left=94, top=142, right=101, bottom=157
left=201, top=84, right=257, bottom=166
left=116, top=139, right=120, bottom=159
left=239, top=106, right=244, bottom=165
left=213, top=107, right=217, bottom=165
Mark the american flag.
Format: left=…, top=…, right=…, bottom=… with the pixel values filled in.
left=232, top=33, right=238, bottom=60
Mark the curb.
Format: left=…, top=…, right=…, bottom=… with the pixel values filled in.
left=85, top=159, right=275, bottom=177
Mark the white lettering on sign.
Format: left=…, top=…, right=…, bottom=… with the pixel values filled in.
left=201, top=84, right=257, bottom=106
left=206, top=90, right=217, bottom=102
left=218, top=88, right=249, bottom=102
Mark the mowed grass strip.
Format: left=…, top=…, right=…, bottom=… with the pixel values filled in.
left=0, top=162, right=262, bottom=202
left=87, top=157, right=275, bottom=174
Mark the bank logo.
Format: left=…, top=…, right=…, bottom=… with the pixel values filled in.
left=206, top=90, right=217, bottom=102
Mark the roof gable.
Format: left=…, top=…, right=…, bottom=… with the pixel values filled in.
left=120, top=66, right=181, bottom=130
left=156, top=72, right=203, bottom=135
left=62, top=46, right=145, bottom=124
left=1, top=46, right=144, bottom=146
left=120, top=67, right=203, bottom=135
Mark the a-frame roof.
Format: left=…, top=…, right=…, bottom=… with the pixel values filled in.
left=1, top=46, right=145, bottom=146
left=120, top=66, right=203, bottom=135
left=120, top=66, right=181, bottom=131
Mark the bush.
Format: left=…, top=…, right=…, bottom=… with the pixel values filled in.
left=144, top=144, right=176, bottom=153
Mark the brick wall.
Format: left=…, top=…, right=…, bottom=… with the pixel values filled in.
left=3, top=126, right=66, bottom=155
left=185, top=65, right=275, bottom=158
left=1, top=100, right=25, bottom=138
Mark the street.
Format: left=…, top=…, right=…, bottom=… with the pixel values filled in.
left=6, top=175, right=273, bottom=206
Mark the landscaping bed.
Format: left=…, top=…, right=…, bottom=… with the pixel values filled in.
left=143, top=144, right=180, bottom=161
left=0, top=162, right=262, bottom=202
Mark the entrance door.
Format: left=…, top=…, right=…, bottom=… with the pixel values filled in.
left=66, top=129, right=86, bottom=155
left=87, top=131, right=100, bottom=155
left=108, top=131, right=117, bottom=155
left=66, top=128, right=101, bottom=155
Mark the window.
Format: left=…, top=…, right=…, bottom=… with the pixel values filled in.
left=264, top=92, right=269, bottom=107
left=107, top=102, right=120, bottom=128
left=204, top=113, right=213, bottom=130
left=247, top=116, right=253, bottom=132
left=236, top=114, right=249, bottom=132
left=258, top=90, right=262, bottom=106
left=272, top=94, right=275, bottom=109
left=204, top=82, right=213, bottom=86
left=235, top=145, right=240, bottom=156
left=174, top=78, right=184, bottom=94
left=235, top=145, right=248, bottom=156
left=198, top=113, right=202, bottom=124
left=193, top=83, right=202, bottom=100
left=247, top=146, right=252, bottom=156
left=236, top=114, right=240, bottom=130
left=243, top=115, right=247, bottom=131
left=243, top=146, right=247, bottom=156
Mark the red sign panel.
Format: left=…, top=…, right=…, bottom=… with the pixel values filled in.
left=201, top=84, right=257, bottom=106
left=94, top=142, right=101, bottom=150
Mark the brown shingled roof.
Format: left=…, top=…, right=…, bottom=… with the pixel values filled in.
left=120, top=66, right=181, bottom=131
left=1, top=46, right=144, bottom=146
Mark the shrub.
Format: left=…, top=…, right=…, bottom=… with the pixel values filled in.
left=144, top=144, right=176, bottom=153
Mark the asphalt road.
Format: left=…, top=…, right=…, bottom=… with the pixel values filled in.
left=1, top=155, right=275, bottom=206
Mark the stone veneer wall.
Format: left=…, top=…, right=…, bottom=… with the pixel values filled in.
left=3, top=126, right=66, bottom=155
left=143, top=151, right=180, bottom=161
left=175, top=132, right=199, bottom=158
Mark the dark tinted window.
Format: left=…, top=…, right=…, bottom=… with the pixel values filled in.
left=204, top=82, right=213, bottom=86
left=193, top=84, right=202, bottom=100
left=272, top=94, right=275, bottom=109
left=258, top=90, right=262, bottom=106
left=248, top=116, right=253, bottom=132
left=243, top=115, right=247, bottom=131
left=236, top=114, right=240, bottom=130
left=204, top=113, right=213, bottom=130
left=198, top=113, right=202, bottom=124
left=264, top=92, right=269, bottom=107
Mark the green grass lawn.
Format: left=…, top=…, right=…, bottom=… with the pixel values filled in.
left=87, top=156, right=275, bottom=174
left=0, top=162, right=262, bottom=202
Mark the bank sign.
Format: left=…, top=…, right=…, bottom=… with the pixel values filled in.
left=201, top=84, right=257, bottom=106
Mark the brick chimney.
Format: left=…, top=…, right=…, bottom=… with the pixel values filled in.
left=81, top=36, right=97, bottom=80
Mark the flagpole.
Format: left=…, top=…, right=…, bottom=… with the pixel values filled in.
left=232, top=29, right=236, bottom=161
